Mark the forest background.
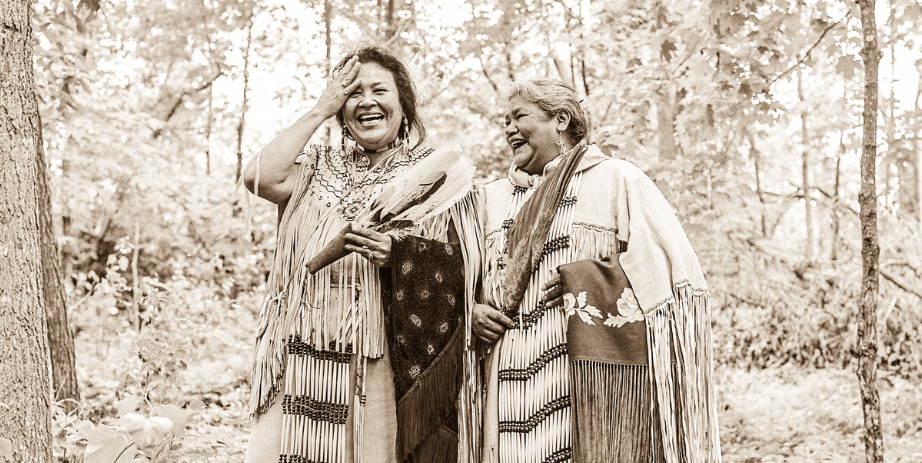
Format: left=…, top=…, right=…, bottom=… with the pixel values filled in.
left=2, top=0, right=922, bottom=460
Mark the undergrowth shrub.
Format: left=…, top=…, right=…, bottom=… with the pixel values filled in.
left=59, top=270, right=258, bottom=462
left=703, top=211, right=922, bottom=380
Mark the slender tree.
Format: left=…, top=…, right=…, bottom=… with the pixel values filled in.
left=855, top=0, right=884, bottom=461
left=35, top=116, right=79, bottom=408
left=324, top=0, right=333, bottom=145
left=656, top=84, right=679, bottom=162
left=0, top=0, right=54, bottom=460
left=205, top=70, right=214, bottom=176
left=798, top=66, right=814, bottom=260
left=235, top=18, right=254, bottom=182
left=831, top=126, right=845, bottom=261
left=747, top=129, right=769, bottom=237
left=384, top=0, right=396, bottom=40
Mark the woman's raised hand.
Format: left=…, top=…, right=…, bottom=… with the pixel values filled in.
left=315, top=56, right=362, bottom=119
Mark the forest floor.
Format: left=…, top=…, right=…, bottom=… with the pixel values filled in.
left=69, top=289, right=922, bottom=462
left=717, top=367, right=922, bottom=462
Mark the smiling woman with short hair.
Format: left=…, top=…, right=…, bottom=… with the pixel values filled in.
left=466, top=77, right=721, bottom=463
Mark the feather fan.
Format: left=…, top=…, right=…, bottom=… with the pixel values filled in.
left=306, top=141, right=473, bottom=274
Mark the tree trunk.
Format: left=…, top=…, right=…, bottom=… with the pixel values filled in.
left=0, top=0, right=54, bottom=460
left=747, top=130, right=768, bottom=237
left=550, top=52, right=574, bottom=89
left=831, top=129, right=844, bottom=261
left=798, top=67, right=813, bottom=260
left=325, top=0, right=333, bottom=146
left=384, top=0, right=396, bottom=40
left=131, top=223, right=141, bottom=331
left=205, top=81, right=213, bottom=175
left=656, top=84, right=678, bottom=161
left=235, top=20, right=253, bottom=183
left=916, top=60, right=922, bottom=227
left=35, top=111, right=79, bottom=408
left=856, top=0, right=885, bottom=461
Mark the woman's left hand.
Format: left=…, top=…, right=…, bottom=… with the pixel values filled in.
left=344, top=224, right=393, bottom=267
left=541, top=273, right=563, bottom=309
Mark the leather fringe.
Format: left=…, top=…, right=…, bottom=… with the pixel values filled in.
left=396, top=325, right=464, bottom=462
left=645, top=286, right=721, bottom=463
left=453, top=189, right=485, bottom=463
left=250, top=182, right=480, bottom=419
left=570, top=362, right=655, bottom=463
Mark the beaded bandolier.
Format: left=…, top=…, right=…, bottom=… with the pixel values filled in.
left=482, top=148, right=588, bottom=462
left=495, top=178, right=583, bottom=463
left=250, top=144, right=481, bottom=463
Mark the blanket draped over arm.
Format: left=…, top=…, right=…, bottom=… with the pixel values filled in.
left=383, top=236, right=466, bottom=463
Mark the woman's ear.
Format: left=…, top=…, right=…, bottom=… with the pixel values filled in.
left=555, top=111, right=572, bottom=133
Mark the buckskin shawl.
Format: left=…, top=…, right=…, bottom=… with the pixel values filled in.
left=249, top=144, right=482, bottom=463
left=465, top=144, right=720, bottom=463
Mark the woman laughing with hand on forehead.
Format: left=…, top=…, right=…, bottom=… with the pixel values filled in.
left=242, top=46, right=482, bottom=463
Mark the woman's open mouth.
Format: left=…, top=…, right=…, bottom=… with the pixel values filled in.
left=357, top=113, right=385, bottom=126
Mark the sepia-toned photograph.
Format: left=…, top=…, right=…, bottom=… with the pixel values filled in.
left=1, top=0, right=920, bottom=461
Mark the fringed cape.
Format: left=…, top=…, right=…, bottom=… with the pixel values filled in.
left=464, top=144, right=720, bottom=463
left=248, top=144, right=483, bottom=462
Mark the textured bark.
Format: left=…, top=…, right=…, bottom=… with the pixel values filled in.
left=35, top=113, right=79, bottom=407
left=0, top=0, right=54, bottom=460
left=856, top=0, right=885, bottom=462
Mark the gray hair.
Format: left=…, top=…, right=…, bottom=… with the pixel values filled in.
left=507, top=77, right=589, bottom=143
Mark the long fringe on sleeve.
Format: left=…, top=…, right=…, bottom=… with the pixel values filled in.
left=453, top=188, right=485, bottom=463
left=645, top=285, right=721, bottom=463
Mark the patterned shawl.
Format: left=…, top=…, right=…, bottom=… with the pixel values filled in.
left=382, top=236, right=466, bottom=463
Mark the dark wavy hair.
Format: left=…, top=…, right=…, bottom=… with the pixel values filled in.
left=334, top=46, right=426, bottom=148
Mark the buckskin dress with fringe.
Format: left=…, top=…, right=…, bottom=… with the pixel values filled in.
left=246, top=144, right=482, bottom=463
left=463, top=144, right=721, bottom=463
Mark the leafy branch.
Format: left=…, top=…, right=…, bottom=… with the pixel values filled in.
left=766, top=16, right=846, bottom=88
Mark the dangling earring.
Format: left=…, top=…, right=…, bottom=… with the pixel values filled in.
left=556, top=132, right=567, bottom=155
left=341, top=122, right=352, bottom=152
left=401, top=117, right=410, bottom=153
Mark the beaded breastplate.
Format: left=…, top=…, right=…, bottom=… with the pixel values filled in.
left=300, top=144, right=435, bottom=221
